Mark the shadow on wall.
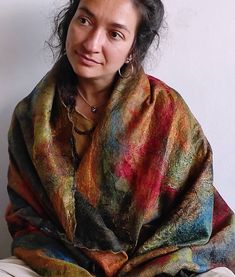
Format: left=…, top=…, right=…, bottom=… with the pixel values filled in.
left=0, top=2, right=53, bottom=258
left=0, top=105, right=13, bottom=259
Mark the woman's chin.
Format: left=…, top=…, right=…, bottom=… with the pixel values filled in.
left=72, top=67, right=99, bottom=79
left=72, top=67, right=116, bottom=83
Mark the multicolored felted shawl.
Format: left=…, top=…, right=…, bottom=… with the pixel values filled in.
left=6, top=64, right=235, bottom=277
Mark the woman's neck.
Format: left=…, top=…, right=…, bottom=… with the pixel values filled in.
left=74, top=76, right=116, bottom=123
left=77, top=76, right=115, bottom=104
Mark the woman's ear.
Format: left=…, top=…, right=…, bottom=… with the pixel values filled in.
left=125, top=54, right=133, bottom=64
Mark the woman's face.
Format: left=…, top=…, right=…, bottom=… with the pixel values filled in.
left=66, top=0, right=139, bottom=83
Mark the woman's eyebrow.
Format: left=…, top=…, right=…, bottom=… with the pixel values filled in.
left=78, top=6, right=95, bottom=17
left=78, top=6, right=130, bottom=34
left=110, top=23, right=130, bottom=34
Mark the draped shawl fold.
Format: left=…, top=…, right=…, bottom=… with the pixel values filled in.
left=6, top=64, right=235, bottom=276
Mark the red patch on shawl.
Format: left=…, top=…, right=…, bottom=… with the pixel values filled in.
left=151, top=253, right=171, bottom=266
left=161, top=181, right=179, bottom=207
left=116, top=85, right=175, bottom=213
left=8, top=163, right=46, bottom=217
left=5, top=204, right=40, bottom=238
left=148, top=75, right=172, bottom=93
left=139, top=252, right=171, bottom=272
left=212, top=190, right=233, bottom=234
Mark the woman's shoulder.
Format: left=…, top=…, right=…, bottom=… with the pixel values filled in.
left=147, top=74, right=182, bottom=101
left=146, top=74, right=206, bottom=135
left=13, top=68, right=57, bottom=119
left=146, top=74, right=191, bottom=114
left=146, top=74, right=210, bottom=152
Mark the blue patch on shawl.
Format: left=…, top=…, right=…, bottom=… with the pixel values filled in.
left=13, top=233, right=77, bottom=264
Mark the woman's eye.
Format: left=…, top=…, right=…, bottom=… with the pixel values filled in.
left=78, top=17, right=90, bottom=26
left=110, top=31, right=123, bottom=40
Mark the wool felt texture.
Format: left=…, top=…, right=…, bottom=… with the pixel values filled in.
left=6, top=64, right=235, bottom=276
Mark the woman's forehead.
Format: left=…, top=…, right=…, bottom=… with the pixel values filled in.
left=77, top=0, right=140, bottom=25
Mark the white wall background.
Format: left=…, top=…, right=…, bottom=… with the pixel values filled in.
left=0, top=0, right=234, bottom=258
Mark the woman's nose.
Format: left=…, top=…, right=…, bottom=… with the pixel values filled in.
left=83, top=29, right=105, bottom=53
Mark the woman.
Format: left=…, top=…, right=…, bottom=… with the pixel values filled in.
left=2, top=0, right=235, bottom=276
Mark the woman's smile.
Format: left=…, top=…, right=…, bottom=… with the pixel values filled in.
left=76, top=51, right=102, bottom=66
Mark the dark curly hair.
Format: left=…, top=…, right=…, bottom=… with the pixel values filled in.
left=49, top=0, right=164, bottom=107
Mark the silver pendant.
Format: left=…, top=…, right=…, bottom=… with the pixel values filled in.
left=91, top=106, right=97, bottom=113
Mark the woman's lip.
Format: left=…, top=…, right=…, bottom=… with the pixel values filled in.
left=77, top=52, right=101, bottom=65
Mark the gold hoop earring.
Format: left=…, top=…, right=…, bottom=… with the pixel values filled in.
left=118, top=63, right=134, bottom=79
